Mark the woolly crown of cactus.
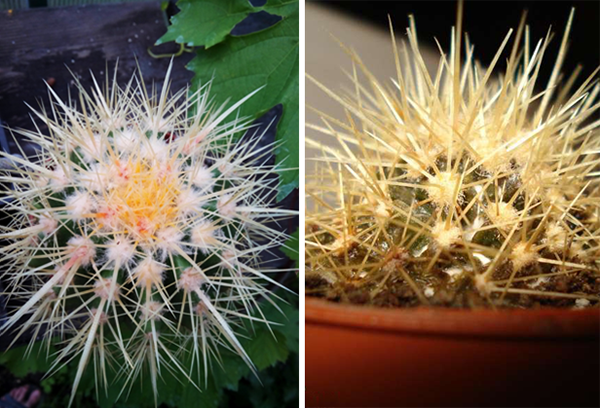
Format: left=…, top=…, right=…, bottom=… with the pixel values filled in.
left=0, top=65, right=294, bottom=404
left=306, top=7, right=600, bottom=308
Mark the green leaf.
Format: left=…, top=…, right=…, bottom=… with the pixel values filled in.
left=271, top=299, right=299, bottom=354
left=247, top=296, right=299, bottom=355
left=283, top=310, right=299, bottom=354
left=180, top=377, right=223, bottom=408
left=0, top=341, right=55, bottom=378
left=188, top=2, right=299, bottom=200
left=211, top=351, right=252, bottom=392
left=157, top=0, right=298, bottom=49
left=281, top=228, right=299, bottom=269
left=258, top=0, right=298, bottom=19
left=244, top=330, right=289, bottom=371
left=224, top=353, right=298, bottom=408
left=157, top=0, right=254, bottom=48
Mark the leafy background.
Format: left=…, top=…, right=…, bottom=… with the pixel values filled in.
left=0, top=0, right=299, bottom=406
left=159, top=0, right=300, bottom=200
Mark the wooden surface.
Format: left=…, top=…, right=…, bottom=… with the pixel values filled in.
left=0, top=2, right=193, bottom=153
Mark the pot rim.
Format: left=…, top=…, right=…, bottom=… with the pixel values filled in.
left=306, top=297, right=600, bottom=339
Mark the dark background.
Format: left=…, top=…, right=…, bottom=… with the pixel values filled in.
left=315, top=0, right=600, bottom=93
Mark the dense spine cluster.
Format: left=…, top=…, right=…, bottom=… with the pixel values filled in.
left=0, top=66, right=293, bottom=403
left=306, top=9, right=600, bottom=308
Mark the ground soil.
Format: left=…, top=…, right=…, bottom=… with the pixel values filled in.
left=306, top=269, right=600, bottom=309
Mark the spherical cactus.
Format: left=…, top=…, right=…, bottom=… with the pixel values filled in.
left=306, top=9, right=600, bottom=308
left=0, top=65, right=293, bottom=403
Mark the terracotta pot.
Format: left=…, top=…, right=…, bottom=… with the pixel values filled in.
left=306, top=297, right=600, bottom=407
